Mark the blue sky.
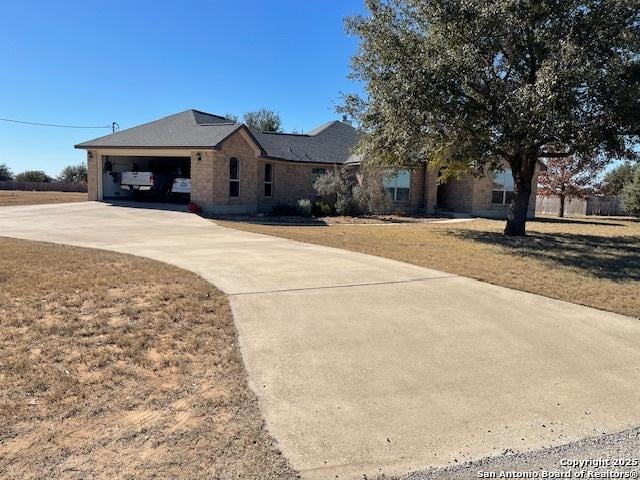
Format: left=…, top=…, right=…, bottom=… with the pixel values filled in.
left=0, top=0, right=366, bottom=177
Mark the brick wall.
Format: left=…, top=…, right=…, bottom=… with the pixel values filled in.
left=437, top=162, right=541, bottom=219
left=437, top=173, right=476, bottom=212
left=423, top=166, right=438, bottom=214
left=190, top=151, right=214, bottom=208
left=407, top=166, right=425, bottom=211
left=87, top=152, right=98, bottom=201
left=256, top=159, right=332, bottom=213
left=191, top=132, right=260, bottom=215
left=471, top=165, right=539, bottom=219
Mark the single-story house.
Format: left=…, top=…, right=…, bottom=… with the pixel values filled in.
left=76, top=109, right=543, bottom=217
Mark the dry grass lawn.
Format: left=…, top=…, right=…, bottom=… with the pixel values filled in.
left=219, top=216, right=640, bottom=319
left=0, top=191, right=87, bottom=206
left=0, top=238, right=297, bottom=479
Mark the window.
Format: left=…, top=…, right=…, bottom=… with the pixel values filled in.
left=311, top=168, right=326, bottom=182
left=264, top=163, right=273, bottom=197
left=491, top=169, right=515, bottom=205
left=383, top=170, right=411, bottom=202
left=229, top=157, right=240, bottom=197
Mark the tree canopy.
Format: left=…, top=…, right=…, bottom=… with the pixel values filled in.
left=15, top=170, right=52, bottom=183
left=58, top=163, right=88, bottom=183
left=599, top=161, right=638, bottom=195
left=243, top=109, right=282, bottom=132
left=623, top=166, right=640, bottom=215
left=344, top=0, right=640, bottom=234
left=0, top=163, right=13, bottom=181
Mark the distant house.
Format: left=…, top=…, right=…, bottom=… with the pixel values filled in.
left=76, top=109, right=542, bottom=217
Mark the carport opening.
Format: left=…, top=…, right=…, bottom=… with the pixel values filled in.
left=102, top=155, right=191, bottom=204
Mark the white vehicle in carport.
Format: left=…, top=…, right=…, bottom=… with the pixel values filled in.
left=120, top=171, right=191, bottom=195
left=170, top=177, right=191, bottom=194
left=121, top=171, right=154, bottom=191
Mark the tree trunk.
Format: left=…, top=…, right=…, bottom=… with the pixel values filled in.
left=504, top=154, right=536, bottom=236
left=559, top=194, right=565, bottom=218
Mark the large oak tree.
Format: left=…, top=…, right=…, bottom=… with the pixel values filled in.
left=344, top=0, right=640, bottom=235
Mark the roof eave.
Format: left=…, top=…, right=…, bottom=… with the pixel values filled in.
left=74, top=145, right=218, bottom=150
left=260, top=154, right=344, bottom=165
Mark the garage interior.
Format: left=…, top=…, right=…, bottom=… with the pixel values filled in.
left=101, top=155, right=191, bottom=203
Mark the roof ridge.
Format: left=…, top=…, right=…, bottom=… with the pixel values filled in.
left=306, top=120, right=342, bottom=136
left=259, top=131, right=310, bottom=137
left=189, top=109, right=239, bottom=125
left=190, top=109, right=233, bottom=121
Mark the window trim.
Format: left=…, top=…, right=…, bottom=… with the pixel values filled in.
left=229, top=157, right=240, bottom=198
left=491, top=169, right=514, bottom=205
left=264, top=162, right=273, bottom=198
left=384, top=169, right=411, bottom=203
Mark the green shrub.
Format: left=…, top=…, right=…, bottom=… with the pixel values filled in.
left=296, top=199, right=313, bottom=217
left=313, top=169, right=351, bottom=205
left=311, top=201, right=333, bottom=217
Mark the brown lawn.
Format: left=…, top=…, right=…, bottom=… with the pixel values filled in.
left=218, top=216, right=640, bottom=319
left=0, top=238, right=297, bottom=479
left=0, top=190, right=87, bottom=206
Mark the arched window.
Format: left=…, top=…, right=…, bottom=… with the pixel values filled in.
left=229, top=157, right=240, bottom=197
left=264, top=163, right=273, bottom=197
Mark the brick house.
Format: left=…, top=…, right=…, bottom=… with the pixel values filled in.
left=76, top=109, right=542, bottom=217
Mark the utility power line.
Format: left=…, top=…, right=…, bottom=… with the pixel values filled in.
left=0, top=117, right=115, bottom=130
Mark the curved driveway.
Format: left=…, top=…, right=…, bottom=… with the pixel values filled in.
left=2, top=202, right=640, bottom=479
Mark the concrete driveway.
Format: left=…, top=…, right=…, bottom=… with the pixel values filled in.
left=2, top=202, right=640, bottom=479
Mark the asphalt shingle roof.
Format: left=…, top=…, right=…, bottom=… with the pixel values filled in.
left=76, top=109, right=359, bottom=165
left=75, top=110, right=242, bottom=149
left=251, top=121, right=359, bottom=164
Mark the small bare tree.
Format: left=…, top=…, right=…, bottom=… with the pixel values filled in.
left=352, top=162, right=393, bottom=214
left=313, top=163, right=393, bottom=215
left=537, top=155, right=606, bottom=217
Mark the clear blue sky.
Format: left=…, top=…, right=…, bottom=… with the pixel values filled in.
left=0, top=0, right=366, bottom=177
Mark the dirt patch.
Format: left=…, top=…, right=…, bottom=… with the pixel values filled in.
left=0, top=238, right=297, bottom=479
left=0, top=191, right=87, bottom=206
left=218, top=216, right=640, bottom=319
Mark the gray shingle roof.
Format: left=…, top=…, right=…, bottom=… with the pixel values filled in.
left=75, top=110, right=242, bottom=149
left=76, top=109, right=359, bottom=165
left=251, top=121, right=359, bottom=164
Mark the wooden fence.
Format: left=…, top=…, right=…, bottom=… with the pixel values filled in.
left=0, top=180, right=87, bottom=193
left=585, top=195, right=626, bottom=216
left=536, top=195, right=626, bottom=217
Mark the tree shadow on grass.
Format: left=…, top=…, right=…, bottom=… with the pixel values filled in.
left=534, top=216, right=640, bottom=226
left=451, top=229, right=640, bottom=281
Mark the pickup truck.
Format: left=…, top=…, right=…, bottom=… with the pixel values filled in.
left=121, top=171, right=154, bottom=191
left=120, top=171, right=191, bottom=196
